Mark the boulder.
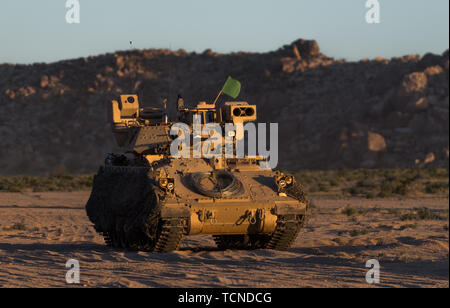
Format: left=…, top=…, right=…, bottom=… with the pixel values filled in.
left=423, top=152, right=436, bottom=165
left=368, top=132, right=387, bottom=152
left=277, top=39, right=320, bottom=59
left=40, top=75, right=49, bottom=88
left=424, top=65, right=444, bottom=76
left=399, top=72, right=428, bottom=96
left=293, top=39, right=320, bottom=59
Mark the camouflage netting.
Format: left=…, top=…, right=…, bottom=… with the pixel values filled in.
left=285, top=181, right=308, bottom=205
left=85, top=167, right=163, bottom=249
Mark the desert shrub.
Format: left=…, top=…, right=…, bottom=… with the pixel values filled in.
left=424, top=168, right=449, bottom=179
left=349, top=229, right=369, bottom=237
left=318, top=182, right=331, bottom=192
left=341, top=206, right=357, bottom=216
left=424, top=182, right=449, bottom=194
left=399, top=223, right=418, bottom=230
left=387, top=208, right=401, bottom=215
left=400, top=207, right=445, bottom=221
left=379, top=180, right=409, bottom=196
left=0, top=175, right=93, bottom=192
left=3, top=222, right=27, bottom=231
left=358, top=207, right=380, bottom=215
left=365, top=192, right=376, bottom=199
left=293, top=168, right=448, bottom=197
left=393, top=183, right=409, bottom=195
left=357, top=179, right=377, bottom=188
left=329, top=178, right=339, bottom=187
left=343, top=186, right=366, bottom=196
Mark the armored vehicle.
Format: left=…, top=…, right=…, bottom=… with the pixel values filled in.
left=86, top=94, right=308, bottom=252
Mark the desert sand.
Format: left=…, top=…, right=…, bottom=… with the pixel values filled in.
left=0, top=191, right=448, bottom=288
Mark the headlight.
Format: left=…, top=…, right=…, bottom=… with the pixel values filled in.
left=285, top=176, right=293, bottom=185
left=274, top=173, right=294, bottom=192
left=159, top=178, right=168, bottom=187
left=159, top=177, right=174, bottom=192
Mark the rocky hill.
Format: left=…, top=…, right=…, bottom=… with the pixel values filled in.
left=0, top=39, right=448, bottom=175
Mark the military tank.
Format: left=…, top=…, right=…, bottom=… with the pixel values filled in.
left=86, top=92, right=308, bottom=252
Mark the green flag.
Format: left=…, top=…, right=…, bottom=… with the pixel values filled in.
left=221, top=76, right=241, bottom=99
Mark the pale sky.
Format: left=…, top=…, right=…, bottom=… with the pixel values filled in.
left=0, top=0, right=448, bottom=64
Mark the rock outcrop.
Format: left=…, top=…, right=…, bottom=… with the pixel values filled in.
left=0, top=39, right=448, bottom=174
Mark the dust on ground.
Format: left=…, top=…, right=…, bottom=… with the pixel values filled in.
left=0, top=192, right=448, bottom=288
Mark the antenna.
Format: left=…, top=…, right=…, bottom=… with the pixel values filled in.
left=167, top=43, right=173, bottom=120
left=128, top=40, right=135, bottom=95
left=163, top=98, right=168, bottom=123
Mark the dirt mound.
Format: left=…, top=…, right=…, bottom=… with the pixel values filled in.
left=0, top=39, right=448, bottom=174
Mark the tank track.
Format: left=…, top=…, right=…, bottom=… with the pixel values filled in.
left=153, top=218, right=186, bottom=252
left=264, top=180, right=308, bottom=250
left=99, top=218, right=186, bottom=252
left=213, top=180, right=308, bottom=251
left=213, top=214, right=305, bottom=251
left=265, top=214, right=306, bottom=250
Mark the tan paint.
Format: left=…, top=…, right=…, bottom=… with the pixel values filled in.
left=108, top=95, right=307, bottom=239
left=188, top=203, right=278, bottom=235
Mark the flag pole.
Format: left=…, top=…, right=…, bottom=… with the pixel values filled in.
left=212, top=89, right=223, bottom=106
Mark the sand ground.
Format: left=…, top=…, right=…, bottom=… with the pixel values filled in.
left=0, top=192, right=448, bottom=288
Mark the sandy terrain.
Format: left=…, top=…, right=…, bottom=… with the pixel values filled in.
left=0, top=191, right=448, bottom=288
